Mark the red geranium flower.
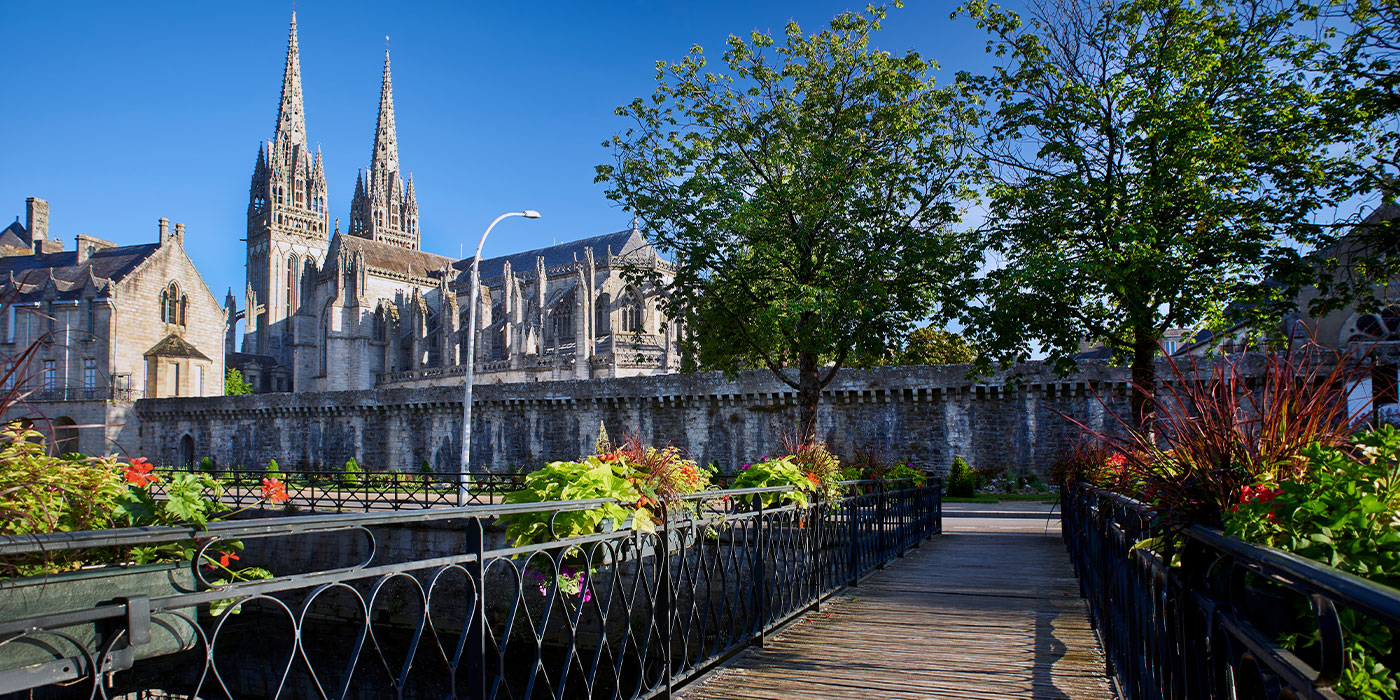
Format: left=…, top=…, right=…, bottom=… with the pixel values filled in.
left=124, top=458, right=159, bottom=487
left=261, top=477, right=289, bottom=504
left=217, top=551, right=239, bottom=567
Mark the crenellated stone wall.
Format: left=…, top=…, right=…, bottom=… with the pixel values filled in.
left=135, top=363, right=1133, bottom=476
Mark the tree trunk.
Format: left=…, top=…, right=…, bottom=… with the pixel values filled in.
left=797, top=350, right=821, bottom=445
left=1129, top=329, right=1158, bottom=432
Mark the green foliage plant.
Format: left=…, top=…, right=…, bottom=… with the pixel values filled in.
left=1225, top=427, right=1400, bottom=700
left=500, top=456, right=649, bottom=547
left=731, top=457, right=817, bottom=508
left=224, top=368, right=253, bottom=395
left=946, top=456, right=977, bottom=498
left=341, top=458, right=362, bottom=487
left=597, top=3, right=978, bottom=443
left=0, top=422, right=273, bottom=596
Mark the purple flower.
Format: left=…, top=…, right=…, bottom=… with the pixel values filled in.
left=741, top=464, right=750, bottom=470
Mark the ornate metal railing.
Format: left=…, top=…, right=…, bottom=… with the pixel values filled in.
left=152, top=468, right=528, bottom=510
left=1062, top=482, right=1400, bottom=700
left=0, top=478, right=940, bottom=698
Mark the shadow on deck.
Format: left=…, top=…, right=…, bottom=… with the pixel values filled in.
left=679, top=511, right=1115, bottom=700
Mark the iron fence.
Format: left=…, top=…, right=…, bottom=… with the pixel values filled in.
left=152, top=468, right=528, bottom=510
left=1062, top=482, right=1400, bottom=700
left=0, top=478, right=940, bottom=699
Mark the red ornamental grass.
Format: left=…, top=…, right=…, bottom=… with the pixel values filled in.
left=1069, top=341, right=1369, bottom=528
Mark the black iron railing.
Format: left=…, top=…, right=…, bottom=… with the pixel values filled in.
left=0, top=479, right=941, bottom=699
left=152, top=468, right=528, bottom=510
left=1062, top=482, right=1400, bottom=700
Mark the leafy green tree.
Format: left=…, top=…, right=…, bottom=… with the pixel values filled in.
left=899, top=327, right=977, bottom=366
left=597, top=5, right=977, bottom=441
left=224, top=368, right=252, bottom=396
left=956, top=0, right=1346, bottom=426
left=1288, top=0, right=1399, bottom=315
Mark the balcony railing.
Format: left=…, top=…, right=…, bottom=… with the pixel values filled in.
left=24, top=384, right=142, bottom=402
left=0, top=479, right=941, bottom=698
left=1062, top=482, right=1400, bottom=700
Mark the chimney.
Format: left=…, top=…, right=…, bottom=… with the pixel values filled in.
left=75, top=234, right=93, bottom=265
left=174, top=222, right=186, bottom=245
left=159, top=217, right=170, bottom=244
left=25, top=197, right=49, bottom=243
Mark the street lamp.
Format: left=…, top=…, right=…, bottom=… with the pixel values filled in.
left=459, top=210, right=541, bottom=505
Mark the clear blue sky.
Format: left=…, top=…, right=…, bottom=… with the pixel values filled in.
left=0, top=1, right=1007, bottom=303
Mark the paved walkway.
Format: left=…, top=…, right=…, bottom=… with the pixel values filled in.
left=679, top=504, right=1116, bottom=700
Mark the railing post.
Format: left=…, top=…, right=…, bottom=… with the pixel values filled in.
left=847, top=489, right=860, bottom=587
left=876, top=482, right=888, bottom=568
left=809, top=493, right=822, bottom=612
left=754, top=496, right=768, bottom=647
left=659, top=501, right=674, bottom=698
left=465, top=517, right=487, bottom=700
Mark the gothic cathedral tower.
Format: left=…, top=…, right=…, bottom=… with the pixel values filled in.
left=244, top=13, right=330, bottom=387
left=348, top=50, right=420, bottom=250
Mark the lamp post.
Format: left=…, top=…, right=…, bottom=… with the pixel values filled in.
left=459, top=210, right=541, bottom=505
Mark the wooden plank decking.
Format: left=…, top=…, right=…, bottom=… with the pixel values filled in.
left=679, top=514, right=1116, bottom=700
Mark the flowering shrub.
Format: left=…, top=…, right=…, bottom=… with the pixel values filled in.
left=0, top=421, right=275, bottom=593
left=1224, top=427, right=1400, bottom=700
left=731, top=442, right=843, bottom=507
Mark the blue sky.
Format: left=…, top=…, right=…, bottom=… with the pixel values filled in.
left=0, top=1, right=1007, bottom=304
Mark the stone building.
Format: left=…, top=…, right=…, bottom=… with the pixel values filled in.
left=0, top=197, right=225, bottom=457
left=230, top=14, right=678, bottom=394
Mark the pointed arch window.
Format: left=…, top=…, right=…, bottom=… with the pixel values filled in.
left=619, top=292, right=642, bottom=334
left=285, top=254, right=299, bottom=316
left=595, top=293, right=611, bottom=336
left=319, top=312, right=330, bottom=376
left=160, top=282, right=187, bottom=326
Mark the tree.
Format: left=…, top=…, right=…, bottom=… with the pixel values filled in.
left=900, top=327, right=978, bottom=365
left=597, top=5, right=977, bottom=442
left=849, top=326, right=978, bottom=366
left=1289, top=0, right=1399, bottom=315
left=224, top=368, right=252, bottom=396
left=956, top=0, right=1345, bottom=427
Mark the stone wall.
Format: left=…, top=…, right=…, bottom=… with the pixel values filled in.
left=136, top=363, right=1132, bottom=476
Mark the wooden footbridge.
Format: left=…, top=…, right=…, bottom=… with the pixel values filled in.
left=680, top=504, right=1117, bottom=700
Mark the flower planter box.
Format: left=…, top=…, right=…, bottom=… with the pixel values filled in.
left=0, top=562, right=198, bottom=691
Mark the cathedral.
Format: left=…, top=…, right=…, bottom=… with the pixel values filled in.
left=227, top=15, right=679, bottom=393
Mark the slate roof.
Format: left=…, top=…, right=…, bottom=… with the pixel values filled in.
left=454, top=228, right=652, bottom=283
left=0, top=242, right=161, bottom=302
left=144, top=333, right=212, bottom=361
left=328, top=234, right=456, bottom=279
left=0, top=221, right=28, bottom=250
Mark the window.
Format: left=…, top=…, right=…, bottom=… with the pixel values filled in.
left=161, top=282, right=184, bottom=325
left=192, top=364, right=202, bottom=396
left=169, top=362, right=180, bottom=397
left=43, top=360, right=55, bottom=390
left=595, top=293, right=610, bottom=336
left=5, top=305, right=13, bottom=343
left=286, top=255, right=299, bottom=314
left=620, top=294, right=642, bottom=334
left=83, top=359, right=96, bottom=391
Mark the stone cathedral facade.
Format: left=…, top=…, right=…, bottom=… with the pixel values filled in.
left=227, top=15, right=679, bottom=394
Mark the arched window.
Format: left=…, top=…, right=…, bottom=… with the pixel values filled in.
left=319, top=312, right=330, bottom=376
left=595, top=293, right=611, bottom=336
left=161, top=282, right=183, bottom=325
left=619, top=293, right=642, bottom=334
left=549, top=291, right=575, bottom=345
left=285, top=254, right=299, bottom=314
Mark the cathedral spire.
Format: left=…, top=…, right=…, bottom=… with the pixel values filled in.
left=274, top=13, right=307, bottom=152
left=370, top=48, right=399, bottom=183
